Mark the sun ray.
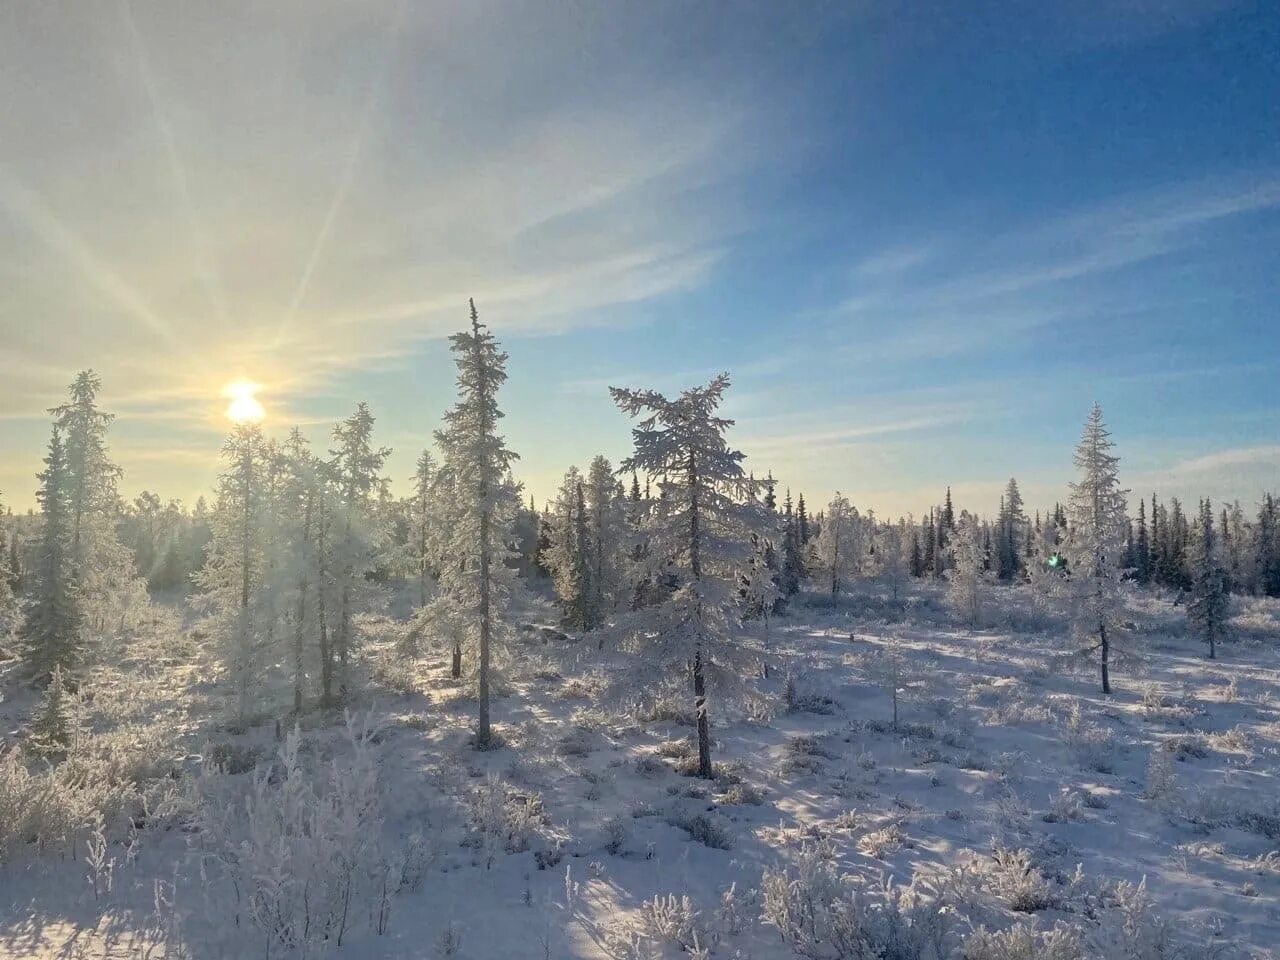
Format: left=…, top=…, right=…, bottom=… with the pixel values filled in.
left=273, top=16, right=402, bottom=348
left=120, top=0, right=229, bottom=327
left=0, top=165, right=183, bottom=351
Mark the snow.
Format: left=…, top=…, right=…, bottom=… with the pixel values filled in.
left=1, top=583, right=1279, bottom=958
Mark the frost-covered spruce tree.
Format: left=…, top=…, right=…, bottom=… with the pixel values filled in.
left=27, top=664, right=78, bottom=758
left=435, top=300, right=520, bottom=748
left=946, top=511, right=987, bottom=628
left=408, top=449, right=440, bottom=607
left=196, top=423, right=274, bottom=727
left=584, top=455, right=627, bottom=627
left=48, top=370, right=145, bottom=638
left=279, top=429, right=322, bottom=714
left=22, top=428, right=84, bottom=683
left=0, top=493, right=17, bottom=635
left=996, top=477, right=1026, bottom=581
left=814, top=493, right=865, bottom=597
left=611, top=373, right=765, bottom=778
left=1188, top=499, right=1229, bottom=660
left=1060, top=404, right=1130, bottom=694
left=329, top=403, right=390, bottom=702
left=547, top=466, right=592, bottom=630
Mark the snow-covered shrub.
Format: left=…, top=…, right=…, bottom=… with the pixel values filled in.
left=857, top=822, right=905, bottom=859
left=205, top=740, right=261, bottom=775
left=977, top=844, right=1057, bottom=913
left=637, top=893, right=708, bottom=952
left=466, top=775, right=547, bottom=866
left=963, top=923, right=1084, bottom=960
left=200, top=713, right=397, bottom=952
left=1088, top=878, right=1181, bottom=959
left=761, top=841, right=956, bottom=959
left=1043, top=788, right=1086, bottom=823
left=719, top=781, right=765, bottom=806
left=1161, top=733, right=1209, bottom=761
left=782, top=734, right=834, bottom=775
left=666, top=809, right=736, bottom=850
left=1143, top=748, right=1179, bottom=808
left=602, top=815, right=629, bottom=855
left=1061, top=701, right=1117, bottom=773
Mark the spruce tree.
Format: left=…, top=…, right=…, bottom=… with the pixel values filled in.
left=22, top=427, right=84, bottom=683
left=584, top=455, right=626, bottom=628
left=778, top=490, right=803, bottom=597
left=408, top=450, right=439, bottom=607
left=435, top=300, right=520, bottom=749
left=1188, top=499, right=1229, bottom=660
left=1060, top=404, right=1130, bottom=694
left=611, top=373, right=765, bottom=779
left=49, top=370, right=143, bottom=635
left=1135, top=499, right=1151, bottom=584
left=329, top=403, right=390, bottom=702
left=27, top=665, right=77, bottom=758
left=1256, top=494, right=1280, bottom=597
left=196, top=423, right=272, bottom=727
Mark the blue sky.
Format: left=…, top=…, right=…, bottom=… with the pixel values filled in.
left=0, top=1, right=1277, bottom=517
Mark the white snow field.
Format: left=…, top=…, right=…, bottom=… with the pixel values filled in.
left=1, top=585, right=1278, bottom=959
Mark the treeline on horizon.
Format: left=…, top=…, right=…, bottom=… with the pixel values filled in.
left=1, top=304, right=1278, bottom=766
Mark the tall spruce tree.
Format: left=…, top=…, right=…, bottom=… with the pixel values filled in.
left=435, top=300, right=520, bottom=749
left=611, top=373, right=765, bottom=779
left=1060, top=404, right=1129, bottom=695
left=22, top=427, right=84, bottom=683
left=49, top=370, right=144, bottom=636
left=329, top=403, right=390, bottom=702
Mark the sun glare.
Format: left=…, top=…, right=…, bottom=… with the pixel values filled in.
left=223, top=379, right=265, bottom=424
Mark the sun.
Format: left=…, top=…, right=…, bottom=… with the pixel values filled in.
left=223, top=379, right=265, bottom=424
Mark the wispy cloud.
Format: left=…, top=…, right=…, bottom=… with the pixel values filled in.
left=830, top=175, right=1280, bottom=359
left=1169, top=445, right=1280, bottom=476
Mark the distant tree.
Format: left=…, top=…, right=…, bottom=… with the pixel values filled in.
left=778, top=489, right=804, bottom=597
left=548, top=467, right=591, bottom=630
left=1134, top=499, right=1151, bottom=584
left=813, top=493, right=865, bottom=597
left=611, top=373, right=765, bottom=779
left=1188, top=499, right=1229, bottom=660
left=0, top=494, right=15, bottom=633
left=408, top=450, right=440, bottom=607
left=995, top=478, right=1026, bottom=581
left=877, top=517, right=911, bottom=603
left=1257, top=493, right=1280, bottom=597
left=22, top=428, right=84, bottom=683
left=584, top=455, right=628, bottom=627
left=946, top=511, right=987, bottom=628
left=435, top=300, right=520, bottom=749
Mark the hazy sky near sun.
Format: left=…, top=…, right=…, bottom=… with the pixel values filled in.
left=1, top=1, right=1278, bottom=518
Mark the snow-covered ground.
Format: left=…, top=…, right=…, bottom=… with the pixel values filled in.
left=2, top=584, right=1278, bottom=959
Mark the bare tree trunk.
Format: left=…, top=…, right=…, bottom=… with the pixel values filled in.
left=477, top=498, right=492, bottom=747
left=293, top=493, right=312, bottom=715
left=687, top=450, right=713, bottom=778
left=1100, top=620, right=1111, bottom=695
left=694, top=646, right=711, bottom=778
